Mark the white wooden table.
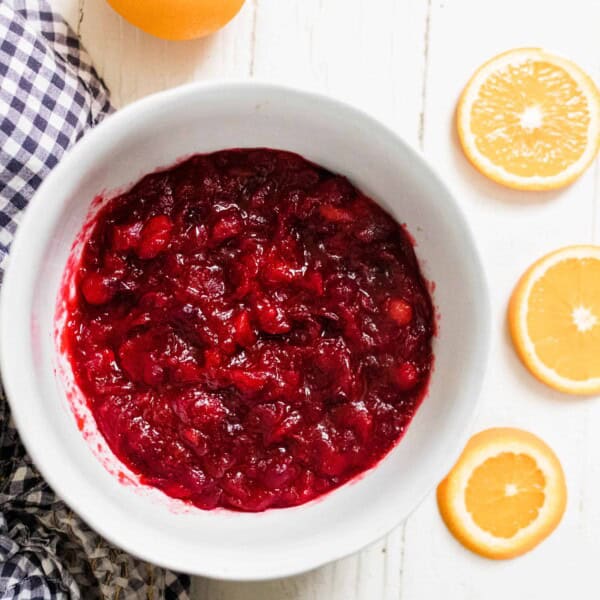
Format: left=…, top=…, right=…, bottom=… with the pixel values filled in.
left=48, top=1, right=600, bottom=598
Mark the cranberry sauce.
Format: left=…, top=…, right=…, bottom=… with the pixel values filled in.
left=62, top=148, right=434, bottom=512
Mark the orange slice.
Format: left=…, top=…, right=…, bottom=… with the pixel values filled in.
left=437, top=428, right=566, bottom=559
left=457, top=48, right=600, bottom=190
left=509, top=245, right=600, bottom=395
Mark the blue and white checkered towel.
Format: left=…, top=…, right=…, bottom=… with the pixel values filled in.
left=0, top=1, right=190, bottom=598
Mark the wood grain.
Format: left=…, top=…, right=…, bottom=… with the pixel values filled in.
left=45, top=0, right=600, bottom=597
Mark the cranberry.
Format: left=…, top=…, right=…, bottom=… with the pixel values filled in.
left=258, top=454, right=299, bottom=490
left=204, top=452, right=236, bottom=479
left=228, top=369, right=268, bottom=394
left=309, top=425, right=349, bottom=478
left=112, top=221, right=143, bottom=252
left=254, top=297, right=291, bottom=335
left=388, top=298, right=413, bottom=326
left=266, top=411, right=302, bottom=445
left=394, top=362, right=420, bottom=391
left=137, top=215, right=173, bottom=259
left=188, top=392, right=228, bottom=428
left=62, top=148, right=433, bottom=512
left=333, top=401, right=373, bottom=442
left=302, top=271, right=324, bottom=295
left=80, top=272, right=116, bottom=305
left=319, top=205, right=353, bottom=223
left=173, top=362, right=203, bottom=384
left=232, top=310, right=256, bottom=347
left=262, top=261, right=301, bottom=284
left=180, top=427, right=209, bottom=456
left=211, top=209, right=243, bottom=244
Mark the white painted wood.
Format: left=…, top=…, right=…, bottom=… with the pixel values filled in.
left=44, top=0, right=600, bottom=597
left=48, top=0, right=79, bottom=29
left=251, top=0, right=429, bottom=146
left=78, top=0, right=257, bottom=107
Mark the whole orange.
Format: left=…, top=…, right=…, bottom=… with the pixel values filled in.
left=106, top=0, right=246, bottom=41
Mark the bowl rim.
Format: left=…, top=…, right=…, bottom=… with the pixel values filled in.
left=0, top=80, right=491, bottom=580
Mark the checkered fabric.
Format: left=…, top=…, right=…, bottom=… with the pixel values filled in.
left=0, top=1, right=191, bottom=598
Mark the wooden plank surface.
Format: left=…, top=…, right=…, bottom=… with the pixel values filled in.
left=46, top=0, right=600, bottom=598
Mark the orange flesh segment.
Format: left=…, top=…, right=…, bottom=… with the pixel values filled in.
left=527, top=257, right=600, bottom=381
left=465, top=452, right=546, bottom=538
left=471, top=59, right=591, bottom=178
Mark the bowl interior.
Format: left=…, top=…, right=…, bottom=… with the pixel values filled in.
left=1, top=83, right=489, bottom=580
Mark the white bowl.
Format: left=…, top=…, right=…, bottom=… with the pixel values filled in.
left=0, top=82, right=490, bottom=580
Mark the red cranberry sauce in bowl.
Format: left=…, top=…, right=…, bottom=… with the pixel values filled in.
left=61, top=148, right=434, bottom=512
